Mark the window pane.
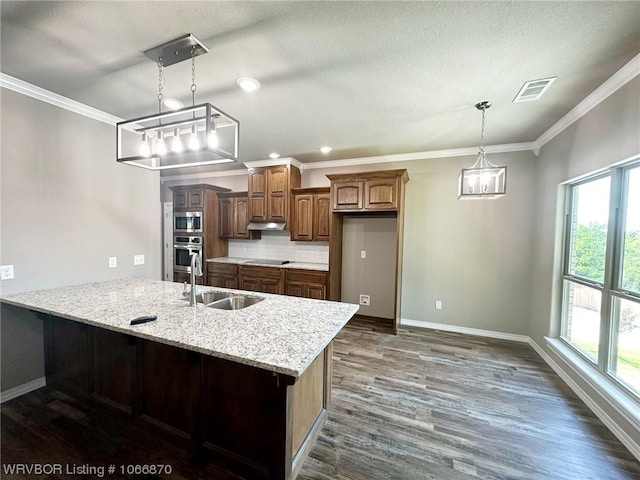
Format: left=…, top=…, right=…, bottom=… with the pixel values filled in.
left=568, top=177, right=610, bottom=283
left=610, top=297, right=640, bottom=394
left=563, top=280, right=601, bottom=362
left=621, top=166, right=640, bottom=294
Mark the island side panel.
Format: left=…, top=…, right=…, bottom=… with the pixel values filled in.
left=200, top=354, right=294, bottom=479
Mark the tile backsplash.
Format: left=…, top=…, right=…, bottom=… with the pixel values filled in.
left=228, top=231, right=329, bottom=264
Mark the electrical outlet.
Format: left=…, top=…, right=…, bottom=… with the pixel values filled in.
left=359, top=294, right=370, bottom=306
left=360, top=250, right=367, bottom=259
left=108, top=257, right=117, bottom=268
left=435, top=300, right=442, bottom=310
left=134, top=255, right=145, bottom=266
left=1, top=265, right=14, bottom=280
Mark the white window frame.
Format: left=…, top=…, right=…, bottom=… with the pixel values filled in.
left=560, top=160, right=640, bottom=401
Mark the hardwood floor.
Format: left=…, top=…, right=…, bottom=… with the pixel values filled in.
left=2, top=317, right=639, bottom=479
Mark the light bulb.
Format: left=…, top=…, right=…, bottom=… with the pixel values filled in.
left=171, top=127, right=183, bottom=153
left=481, top=171, right=491, bottom=185
left=139, top=132, right=150, bottom=157
left=208, top=128, right=219, bottom=149
left=188, top=124, right=200, bottom=150
left=156, top=131, right=167, bottom=155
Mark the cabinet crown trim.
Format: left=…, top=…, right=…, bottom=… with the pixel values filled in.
left=326, top=169, right=409, bottom=183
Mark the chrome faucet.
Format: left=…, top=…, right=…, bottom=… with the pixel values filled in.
left=189, top=252, right=203, bottom=307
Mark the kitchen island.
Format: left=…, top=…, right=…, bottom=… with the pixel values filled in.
left=1, top=278, right=358, bottom=480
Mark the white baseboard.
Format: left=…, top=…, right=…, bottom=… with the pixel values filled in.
left=400, top=318, right=530, bottom=343
left=528, top=338, right=640, bottom=462
left=0, top=377, right=46, bottom=404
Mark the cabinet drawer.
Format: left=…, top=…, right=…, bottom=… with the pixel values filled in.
left=240, top=265, right=282, bottom=280
left=208, top=263, right=239, bottom=276
left=284, top=270, right=328, bottom=284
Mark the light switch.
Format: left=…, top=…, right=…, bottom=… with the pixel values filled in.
left=360, top=250, right=367, bottom=259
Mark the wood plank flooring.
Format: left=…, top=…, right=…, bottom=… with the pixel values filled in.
left=2, top=317, right=639, bottom=479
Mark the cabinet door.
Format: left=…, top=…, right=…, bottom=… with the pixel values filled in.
left=268, top=194, right=287, bottom=222
left=332, top=181, right=363, bottom=211
left=240, top=276, right=261, bottom=292
left=188, top=190, right=205, bottom=208
left=219, top=197, right=233, bottom=238
left=234, top=197, right=250, bottom=238
left=93, top=329, right=136, bottom=413
left=364, top=178, right=398, bottom=210
left=173, top=191, right=188, bottom=209
left=307, top=282, right=327, bottom=300
left=248, top=168, right=267, bottom=221
left=261, top=278, right=282, bottom=294
left=285, top=280, right=305, bottom=297
left=267, top=165, right=288, bottom=195
left=46, top=317, right=91, bottom=396
left=209, top=274, right=224, bottom=288
left=223, top=275, right=239, bottom=289
left=314, top=194, right=331, bottom=241
left=292, top=194, right=313, bottom=241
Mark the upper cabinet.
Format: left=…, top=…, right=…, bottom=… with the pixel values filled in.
left=173, top=187, right=205, bottom=210
left=327, top=169, right=409, bottom=212
left=218, top=192, right=261, bottom=240
left=291, top=187, right=331, bottom=242
left=248, top=164, right=301, bottom=225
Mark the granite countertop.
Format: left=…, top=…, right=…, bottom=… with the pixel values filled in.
left=0, top=279, right=358, bottom=378
left=207, top=257, right=329, bottom=272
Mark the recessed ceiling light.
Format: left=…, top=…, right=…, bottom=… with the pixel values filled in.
left=269, top=152, right=281, bottom=159
left=163, top=98, right=184, bottom=110
left=236, top=77, right=261, bottom=92
left=320, top=146, right=332, bottom=154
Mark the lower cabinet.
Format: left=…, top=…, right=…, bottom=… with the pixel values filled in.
left=174, top=271, right=205, bottom=286
left=240, top=265, right=283, bottom=294
left=207, top=262, right=239, bottom=288
left=284, top=270, right=329, bottom=300
left=41, top=313, right=332, bottom=480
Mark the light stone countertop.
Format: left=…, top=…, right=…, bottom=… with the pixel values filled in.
left=0, top=278, right=358, bottom=378
left=206, top=257, right=329, bottom=272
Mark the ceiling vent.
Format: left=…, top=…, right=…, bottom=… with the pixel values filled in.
left=513, top=77, right=556, bottom=103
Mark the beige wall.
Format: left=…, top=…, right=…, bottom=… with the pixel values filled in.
left=1, top=89, right=162, bottom=391
left=529, top=77, right=640, bottom=447
left=342, top=215, right=397, bottom=319
left=305, top=150, right=536, bottom=335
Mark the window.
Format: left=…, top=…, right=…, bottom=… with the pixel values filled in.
left=561, top=162, right=640, bottom=398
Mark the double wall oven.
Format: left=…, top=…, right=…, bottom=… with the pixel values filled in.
left=174, top=235, right=202, bottom=273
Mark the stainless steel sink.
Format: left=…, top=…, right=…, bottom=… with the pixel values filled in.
left=206, top=295, right=265, bottom=310
left=181, top=291, right=232, bottom=304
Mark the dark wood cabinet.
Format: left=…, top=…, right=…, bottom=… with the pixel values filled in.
left=284, top=270, right=328, bottom=300
left=207, top=263, right=239, bottom=288
left=327, top=170, right=408, bottom=212
left=291, top=187, right=330, bottom=242
left=239, top=265, right=283, bottom=294
left=173, top=188, right=205, bottom=210
left=41, top=312, right=333, bottom=480
left=247, top=164, right=301, bottom=225
left=92, top=328, right=137, bottom=414
left=174, top=271, right=205, bottom=285
left=44, top=315, right=91, bottom=396
left=218, top=192, right=260, bottom=240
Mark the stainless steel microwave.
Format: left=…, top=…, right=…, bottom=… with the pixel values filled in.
left=174, top=212, right=202, bottom=233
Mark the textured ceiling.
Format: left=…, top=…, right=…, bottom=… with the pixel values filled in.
left=1, top=1, right=639, bottom=175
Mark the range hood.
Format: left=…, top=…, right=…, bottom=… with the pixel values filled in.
left=247, top=222, right=286, bottom=231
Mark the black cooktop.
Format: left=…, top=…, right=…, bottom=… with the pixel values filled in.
left=245, top=259, right=290, bottom=266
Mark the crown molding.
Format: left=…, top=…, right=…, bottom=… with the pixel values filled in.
left=535, top=53, right=640, bottom=149
left=301, top=142, right=536, bottom=170
left=0, top=72, right=122, bottom=126
left=160, top=168, right=248, bottom=183
left=243, top=157, right=303, bottom=170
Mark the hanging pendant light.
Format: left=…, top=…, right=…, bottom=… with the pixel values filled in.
left=116, top=34, right=239, bottom=171
left=457, top=101, right=507, bottom=199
